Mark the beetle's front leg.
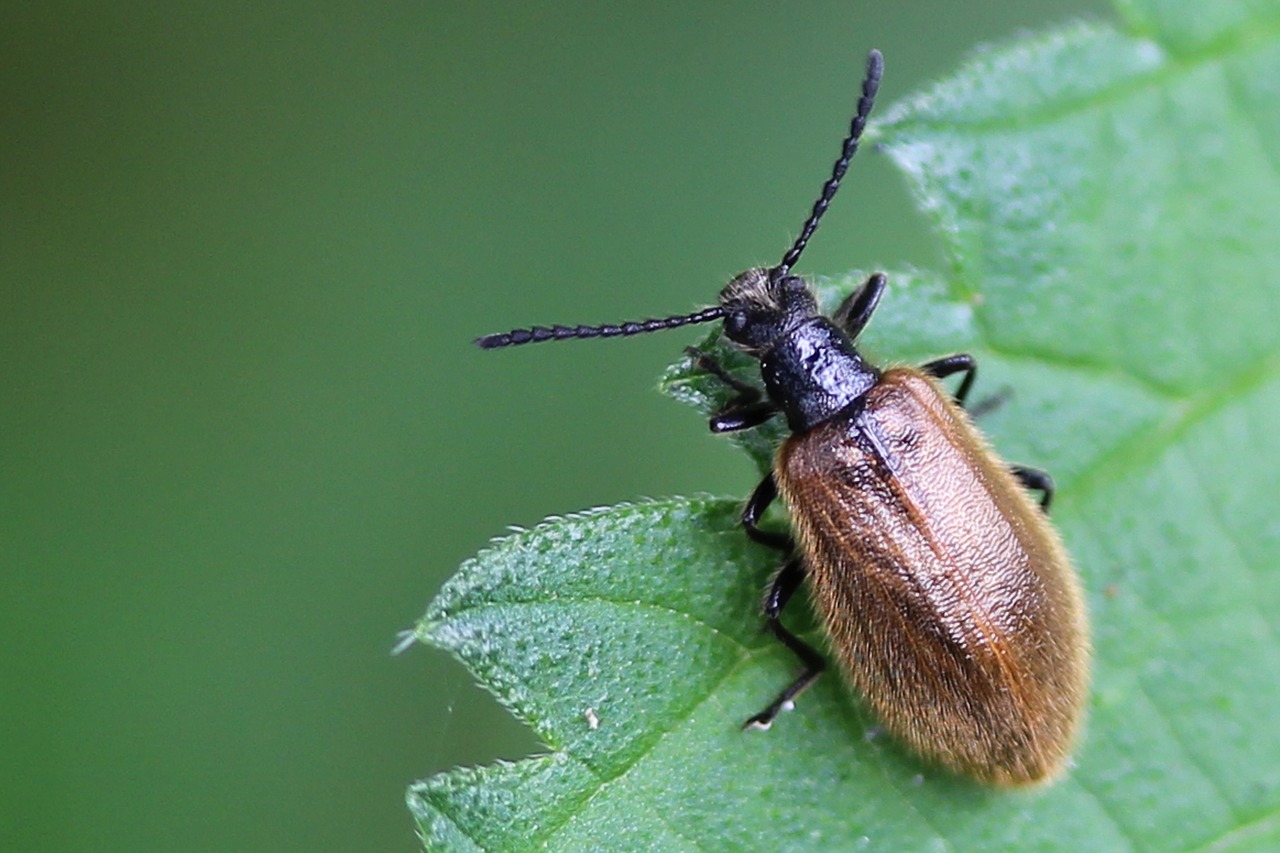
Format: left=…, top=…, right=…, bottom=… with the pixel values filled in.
left=685, top=347, right=778, bottom=432
left=742, top=474, right=792, bottom=551
left=832, top=272, right=886, bottom=338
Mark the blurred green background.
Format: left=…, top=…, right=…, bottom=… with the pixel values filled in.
left=2, top=2, right=1110, bottom=850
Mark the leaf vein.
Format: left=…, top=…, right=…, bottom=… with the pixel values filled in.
left=1064, top=770, right=1140, bottom=852
left=1134, top=675, right=1240, bottom=827
left=1050, top=351, right=1280, bottom=511
left=542, top=661, right=747, bottom=848
left=430, top=596, right=755, bottom=655
left=1183, top=808, right=1280, bottom=853
left=1183, top=443, right=1280, bottom=658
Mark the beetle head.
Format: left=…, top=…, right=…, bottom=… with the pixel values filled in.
left=718, top=267, right=819, bottom=353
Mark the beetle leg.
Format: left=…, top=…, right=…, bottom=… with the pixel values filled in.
left=744, top=556, right=826, bottom=730
left=832, top=272, right=887, bottom=338
left=742, top=474, right=792, bottom=551
left=710, top=401, right=779, bottom=433
left=1012, top=465, right=1055, bottom=512
left=921, top=353, right=976, bottom=407
left=685, top=346, right=779, bottom=432
left=685, top=346, right=759, bottom=397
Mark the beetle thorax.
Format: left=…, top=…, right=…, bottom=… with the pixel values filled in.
left=760, top=318, right=879, bottom=433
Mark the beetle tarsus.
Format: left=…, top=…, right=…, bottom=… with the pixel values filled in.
left=1012, top=465, right=1055, bottom=512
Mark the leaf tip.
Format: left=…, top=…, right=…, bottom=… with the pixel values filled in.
left=391, top=628, right=419, bottom=656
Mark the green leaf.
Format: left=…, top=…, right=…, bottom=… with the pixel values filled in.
left=409, top=6, right=1280, bottom=850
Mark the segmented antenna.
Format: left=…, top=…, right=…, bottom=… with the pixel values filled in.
left=475, top=306, right=726, bottom=350
left=475, top=49, right=884, bottom=351
left=775, top=49, right=884, bottom=275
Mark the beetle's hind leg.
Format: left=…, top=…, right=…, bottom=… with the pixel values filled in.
left=923, top=354, right=1057, bottom=512
left=921, top=353, right=977, bottom=406
left=922, top=353, right=1012, bottom=415
left=685, top=346, right=778, bottom=432
left=744, top=556, right=827, bottom=730
left=1012, top=465, right=1055, bottom=512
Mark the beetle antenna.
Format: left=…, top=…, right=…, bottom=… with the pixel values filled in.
left=475, top=306, right=726, bottom=349
left=775, top=48, right=883, bottom=275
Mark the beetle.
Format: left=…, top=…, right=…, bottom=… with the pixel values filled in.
left=475, top=49, right=1089, bottom=786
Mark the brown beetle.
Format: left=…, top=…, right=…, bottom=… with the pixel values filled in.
left=476, top=50, right=1089, bottom=786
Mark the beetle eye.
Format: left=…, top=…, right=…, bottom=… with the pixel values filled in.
left=725, top=310, right=748, bottom=336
